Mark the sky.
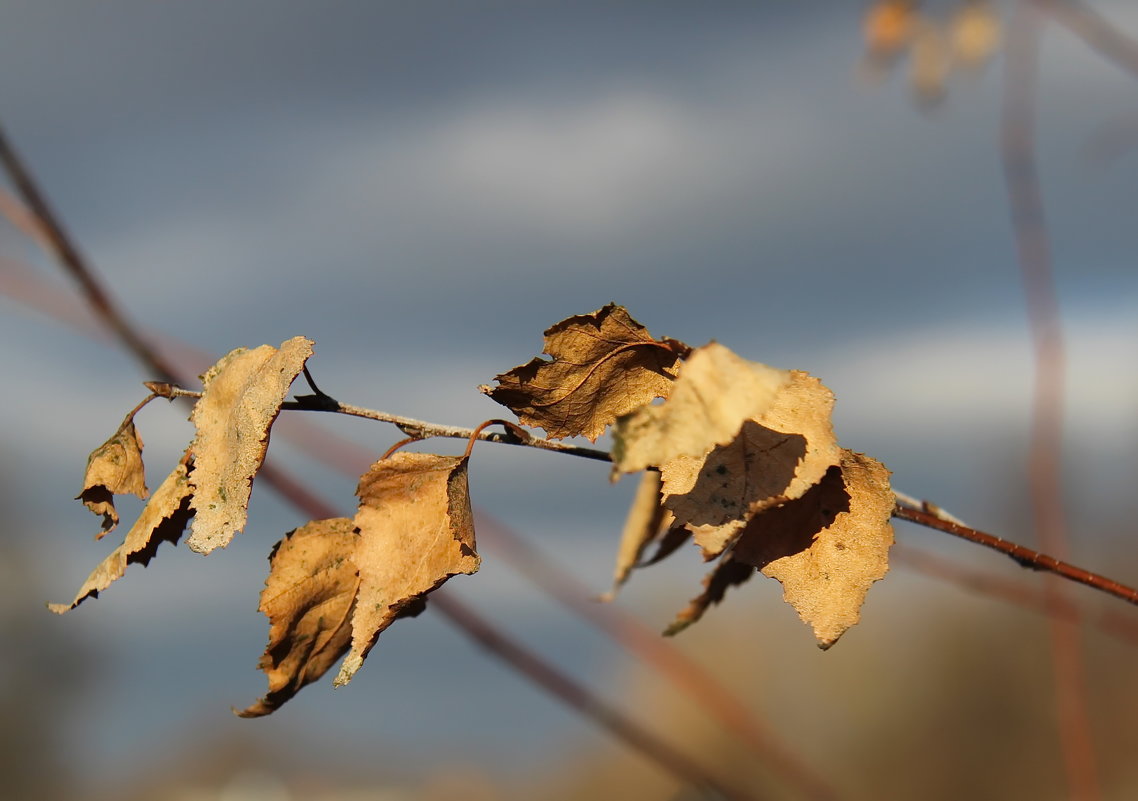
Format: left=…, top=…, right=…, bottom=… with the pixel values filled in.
left=2, top=2, right=1138, bottom=799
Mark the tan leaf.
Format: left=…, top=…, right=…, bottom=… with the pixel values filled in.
left=662, top=371, right=842, bottom=558
left=334, top=453, right=480, bottom=686
left=238, top=518, right=359, bottom=718
left=77, top=418, right=149, bottom=539
left=480, top=303, right=688, bottom=442
left=664, top=558, right=754, bottom=636
left=50, top=460, right=193, bottom=613
left=602, top=470, right=675, bottom=600
left=732, top=451, right=894, bottom=648
left=186, top=336, right=314, bottom=554
left=611, top=342, right=790, bottom=475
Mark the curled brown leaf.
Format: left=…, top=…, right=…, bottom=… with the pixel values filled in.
left=77, top=418, right=149, bottom=539
left=51, top=458, right=193, bottom=613
left=238, top=518, right=359, bottom=718
left=481, top=303, right=687, bottom=442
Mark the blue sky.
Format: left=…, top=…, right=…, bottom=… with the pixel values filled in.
left=2, top=2, right=1138, bottom=797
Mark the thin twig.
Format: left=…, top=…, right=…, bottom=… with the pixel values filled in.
left=153, top=384, right=613, bottom=462
left=296, top=397, right=614, bottom=462
left=893, top=505, right=1138, bottom=607
left=1036, top=0, right=1138, bottom=79
left=1002, top=5, right=1100, bottom=797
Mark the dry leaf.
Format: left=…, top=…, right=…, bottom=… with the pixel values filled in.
left=864, top=0, right=916, bottom=59
left=664, top=558, right=754, bottom=636
left=50, top=460, right=193, bottom=613
left=77, top=418, right=149, bottom=539
left=480, top=303, right=687, bottom=441
left=661, top=371, right=841, bottom=558
left=238, top=518, right=359, bottom=718
left=603, top=470, right=674, bottom=600
left=910, top=19, right=950, bottom=106
left=950, top=0, right=1000, bottom=68
left=186, top=336, right=314, bottom=554
left=334, top=452, right=480, bottom=686
left=732, top=451, right=894, bottom=648
left=612, top=343, right=790, bottom=476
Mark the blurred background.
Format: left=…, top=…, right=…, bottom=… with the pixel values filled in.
left=1, top=1, right=1137, bottom=799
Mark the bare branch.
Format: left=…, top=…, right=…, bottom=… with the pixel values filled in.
left=893, top=504, right=1138, bottom=608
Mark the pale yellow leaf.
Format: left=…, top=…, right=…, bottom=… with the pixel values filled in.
left=77, top=418, right=149, bottom=539
left=186, top=336, right=314, bottom=554
left=733, top=451, right=894, bottom=648
left=662, top=371, right=841, bottom=558
left=334, top=453, right=480, bottom=686
left=50, top=460, right=192, bottom=613
left=611, top=343, right=790, bottom=476
left=603, top=470, right=674, bottom=600
left=480, top=303, right=688, bottom=441
left=238, top=518, right=359, bottom=718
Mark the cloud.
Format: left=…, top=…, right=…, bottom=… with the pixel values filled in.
left=811, top=301, right=1138, bottom=443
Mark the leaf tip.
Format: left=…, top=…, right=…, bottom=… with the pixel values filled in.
left=332, top=655, right=362, bottom=688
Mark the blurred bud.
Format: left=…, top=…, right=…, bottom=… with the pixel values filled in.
left=950, top=0, right=1001, bottom=69
left=910, top=19, right=950, bottom=107
left=864, top=0, right=918, bottom=61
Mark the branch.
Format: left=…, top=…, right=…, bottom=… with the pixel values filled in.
left=145, top=381, right=1138, bottom=613
left=146, top=382, right=613, bottom=462
left=893, top=505, right=1138, bottom=607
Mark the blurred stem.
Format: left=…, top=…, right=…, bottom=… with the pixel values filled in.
left=0, top=121, right=180, bottom=385
left=1000, top=4, right=1099, bottom=799
left=1036, top=0, right=1138, bottom=78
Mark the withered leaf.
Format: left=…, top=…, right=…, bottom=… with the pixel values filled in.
left=662, top=371, right=842, bottom=558
left=612, top=342, right=791, bottom=475
left=78, top=418, right=149, bottom=539
left=238, top=518, right=359, bottom=718
left=50, top=459, right=193, bottom=613
left=186, top=336, right=314, bottom=554
left=664, top=558, right=754, bottom=636
left=603, top=470, right=675, bottom=600
left=480, top=303, right=687, bottom=442
left=334, top=452, right=480, bottom=686
left=732, top=450, right=894, bottom=648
